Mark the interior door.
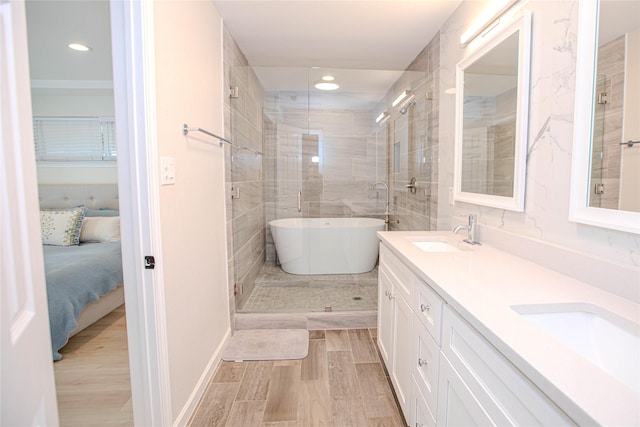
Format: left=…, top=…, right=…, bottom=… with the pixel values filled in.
left=1, top=0, right=59, bottom=424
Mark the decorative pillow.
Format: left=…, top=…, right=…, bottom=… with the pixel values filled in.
left=80, top=216, right=121, bottom=242
left=84, top=208, right=120, bottom=217
left=40, top=206, right=86, bottom=246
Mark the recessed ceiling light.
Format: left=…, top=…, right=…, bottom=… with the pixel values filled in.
left=321, top=75, right=335, bottom=81
left=68, top=43, right=92, bottom=52
left=314, top=81, right=339, bottom=91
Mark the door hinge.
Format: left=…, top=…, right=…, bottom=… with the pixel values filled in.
left=144, top=256, right=156, bottom=269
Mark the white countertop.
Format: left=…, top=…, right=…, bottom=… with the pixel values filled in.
left=377, top=230, right=640, bottom=426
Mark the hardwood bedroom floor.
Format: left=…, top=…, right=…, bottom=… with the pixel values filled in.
left=189, top=328, right=406, bottom=427
left=54, top=305, right=133, bottom=427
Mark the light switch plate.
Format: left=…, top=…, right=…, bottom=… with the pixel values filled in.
left=160, top=157, right=176, bottom=185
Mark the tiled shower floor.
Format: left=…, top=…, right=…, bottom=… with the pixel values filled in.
left=238, top=263, right=378, bottom=313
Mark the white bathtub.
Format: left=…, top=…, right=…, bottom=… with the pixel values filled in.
left=269, top=217, right=385, bottom=275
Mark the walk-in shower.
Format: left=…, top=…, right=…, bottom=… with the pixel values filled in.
left=224, top=61, right=431, bottom=318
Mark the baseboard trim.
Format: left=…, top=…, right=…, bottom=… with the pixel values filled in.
left=172, top=327, right=232, bottom=427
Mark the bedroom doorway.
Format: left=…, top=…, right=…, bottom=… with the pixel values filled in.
left=25, top=1, right=133, bottom=425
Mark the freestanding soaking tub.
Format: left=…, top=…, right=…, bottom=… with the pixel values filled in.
left=269, top=217, right=385, bottom=275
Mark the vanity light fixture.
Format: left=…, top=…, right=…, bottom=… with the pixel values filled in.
left=459, top=0, right=518, bottom=46
left=376, top=112, right=390, bottom=124
left=392, top=90, right=410, bottom=107
left=68, top=42, right=92, bottom=52
left=321, top=75, right=335, bottom=81
left=314, top=81, right=339, bottom=91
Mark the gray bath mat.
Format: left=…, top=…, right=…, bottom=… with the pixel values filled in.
left=222, top=329, right=309, bottom=361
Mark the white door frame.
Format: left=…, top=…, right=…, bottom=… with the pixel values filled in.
left=110, top=1, right=173, bottom=425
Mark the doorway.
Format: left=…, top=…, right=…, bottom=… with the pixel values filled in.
left=24, top=1, right=132, bottom=424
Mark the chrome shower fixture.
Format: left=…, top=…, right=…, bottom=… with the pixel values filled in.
left=398, top=94, right=416, bottom=114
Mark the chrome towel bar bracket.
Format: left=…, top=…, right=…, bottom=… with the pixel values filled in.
left=182, top=123, right=233, bottom=146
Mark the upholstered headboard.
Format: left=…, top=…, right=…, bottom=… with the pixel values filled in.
left=38, top=184, right=119, bottom=210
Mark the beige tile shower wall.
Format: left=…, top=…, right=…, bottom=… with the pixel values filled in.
left=223, top=27, right=265, bottom=313
left=387, top=33, right=440, bottom=232
left=590, top=35, right=624, bottom=209
left=264, top=107, right=387, bottom=261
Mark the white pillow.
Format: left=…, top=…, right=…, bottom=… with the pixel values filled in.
left=40, top=206, right=86, bottom=246
left=80, top=216, right=121, bottom=243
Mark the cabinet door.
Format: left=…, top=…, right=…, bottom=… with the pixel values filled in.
left=391, top=292, right=413, bottom=420
left=377, top=267, right=394, bottom=366
left=437, top=354, right=493, bottom=427
left=411, top=377, right=436, bottom=427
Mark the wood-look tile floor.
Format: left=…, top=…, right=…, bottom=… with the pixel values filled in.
left=54, top=305, right=134, bottom=427
left=189, top=328, right=406, bottom=427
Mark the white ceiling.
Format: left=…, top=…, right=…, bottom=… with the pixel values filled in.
left=212, top=0, right=462, bottom=71
left=26, top=0, right=113, bottom=84
left=25, top=0, right=462, bottom=109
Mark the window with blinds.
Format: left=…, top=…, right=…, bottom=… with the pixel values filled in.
left=33, top=117, right=117, bottom=161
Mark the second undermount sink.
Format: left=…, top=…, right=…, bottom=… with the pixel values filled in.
left=512, top=303, right=640, bottom=393
left=411, top=240, right=462, bottom=252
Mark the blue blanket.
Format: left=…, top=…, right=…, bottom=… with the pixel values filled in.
left=43, top=242, right=123, bottom=361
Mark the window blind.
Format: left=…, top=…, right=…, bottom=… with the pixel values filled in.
left=33, top=117, right=117, bottom=161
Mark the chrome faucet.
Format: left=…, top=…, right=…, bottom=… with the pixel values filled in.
left=453, top=214, right=481, bottom=245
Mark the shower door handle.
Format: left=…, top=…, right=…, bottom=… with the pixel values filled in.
left=297, top=191, right=302, bottom=213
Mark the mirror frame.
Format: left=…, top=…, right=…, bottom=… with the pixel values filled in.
left=453, top=11, right=532, bottom=212
left=569, top=0, right=640, bottom=234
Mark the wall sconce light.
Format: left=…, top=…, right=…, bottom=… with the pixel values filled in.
left=392, top=90, right=411, bottom=107
left=311, top=155, right=320, bottom=163
left=459, top=0, right=518, bottom=46
left=376, top=112, right=390, bottom=124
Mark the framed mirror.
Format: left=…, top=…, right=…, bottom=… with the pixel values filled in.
left=454, top=11, right=532, bottom=211
left=569, top=0, right=640, bottom=234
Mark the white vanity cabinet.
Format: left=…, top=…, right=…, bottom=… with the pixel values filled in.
left=378, top=242, right=575, bottom=427
left=378, top=245, right=414, bottom=420
left=437, top=306, right=574, bottom=426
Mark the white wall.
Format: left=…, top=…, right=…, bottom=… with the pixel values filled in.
left=438, top=1, right=639, bottom=294
left=32, top=89, right=118, bottom=184
left=31, top=91, right=114, bottom=117
left=151, top=1, right=230, bottom=421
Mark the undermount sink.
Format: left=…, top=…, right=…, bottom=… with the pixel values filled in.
left=411, top=241, right=461, bottom=252
left=512, top=303, right=640, bottom=393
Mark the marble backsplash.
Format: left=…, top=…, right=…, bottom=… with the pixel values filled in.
left=438, top=0, right=639, bottom=290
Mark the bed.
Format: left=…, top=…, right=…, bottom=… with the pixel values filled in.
left=38, top=184, right=125, bottom=361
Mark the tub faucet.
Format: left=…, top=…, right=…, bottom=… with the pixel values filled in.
left=453, top=214, right=481, bottom=245
left=372, top=182, right=390, bottom=229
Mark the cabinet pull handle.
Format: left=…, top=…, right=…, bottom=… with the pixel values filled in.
left=418, top=358, right=428, bottom=367
left=388, top=293, right=395, bottom=300
left=420, top=304, right=431, bottom=312
left=297, top=191, right=302, bottom=213
left=384, top=290, right=390, bottom=296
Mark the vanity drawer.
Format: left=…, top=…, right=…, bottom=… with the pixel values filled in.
left=441, top=306, right=574, bottom=426
left=414, top=278, right=444, bottom=344
left=379, top=244, right=413, bottom=302
left=410, top=376, right=436, bottom=427
left=413, top=316, right=440, bottom=418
